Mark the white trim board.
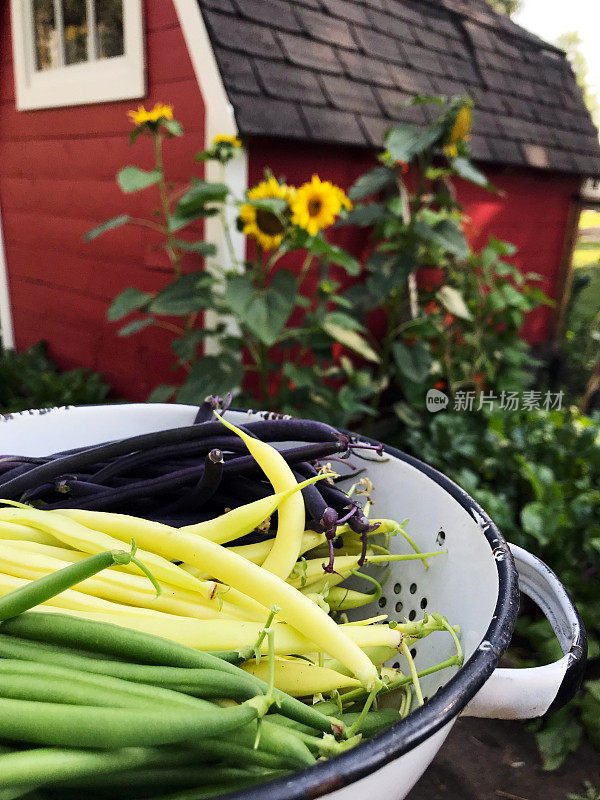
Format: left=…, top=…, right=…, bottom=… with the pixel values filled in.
left=173, top=0, right=248, bottom=355
left=0, top=202, right=15, bottom=350
left=11, top=0, right=145, bottom=110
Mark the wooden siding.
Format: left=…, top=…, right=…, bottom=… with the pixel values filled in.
left=249, top=137, right=581, bottom=346
left=0, top=0, right=207, bottom=399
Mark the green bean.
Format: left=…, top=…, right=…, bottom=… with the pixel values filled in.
left=0, top=788, right=39, bottom=800
left=0, top=747, right=199, bottom=789
left=0, top=664, right=291, bottom=771
left=342, top=708, right=401, bottom=737
left=146, top=778, right=280, bottom=800
left=232, top=719, right=316, bottom=769
left=0, top=545, right=158, bottom=622
left=46, top=777, right=273, bottom=800
left=52, top=766, right=286, bottom=791
left=186, top=739, right=286, bottom=771
left=0, top=614, right=340, bottom=733
left=0, top=695, right=271, bottom=749
left=0, top=660, right=212, bottom=711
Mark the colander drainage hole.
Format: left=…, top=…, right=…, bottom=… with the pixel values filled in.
left=408, top=609, right=416, bottom=621
left=436, top=530, right=446, bottom=546
left=393, top=583, right=402, bottom=594
left=392, top=661, right=400, bottom=669
left=410, top=648, right=417, bottom=659
left=378, top=597, right=387, bottom=608
left=420, top=597, right=428, bottom=609
left=395, top=601, right=403, bottom=613
left=409, top=583, right=417, bottom=594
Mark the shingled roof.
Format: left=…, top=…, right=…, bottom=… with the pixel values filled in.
left=197, top=0, right=600, bottom=177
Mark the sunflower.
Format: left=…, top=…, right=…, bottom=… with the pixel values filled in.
left=212, top=134, right=242, bottom=148
left=443, top=100, right=472, bottom=158
left=290, top=175, right=352, bottom=237
left=239, top=176, right=295, bottom=251
left=128, top=103, right=174, bottom=126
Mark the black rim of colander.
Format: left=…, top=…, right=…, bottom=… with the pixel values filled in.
left=220, top=436, right=520, bottom=800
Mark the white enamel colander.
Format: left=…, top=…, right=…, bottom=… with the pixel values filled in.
left=0, top=404, right=587, bottom=800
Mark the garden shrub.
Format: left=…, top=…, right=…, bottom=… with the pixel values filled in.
left=394, top=406, right=600, bottom=768
left=0, top=342, right=110, bottom=415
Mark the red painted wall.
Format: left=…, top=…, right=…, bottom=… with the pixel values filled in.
left=0, top=1, right=579, bottom=402
left=459, top=169, right=580, bottom=343
left=248, top=137, right=579, bottom=346
left=0, top=0, right=206, bottom=400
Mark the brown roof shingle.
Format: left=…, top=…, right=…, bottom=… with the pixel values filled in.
left=198, top=0, right=600, bottom=176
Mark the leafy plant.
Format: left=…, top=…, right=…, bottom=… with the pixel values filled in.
left=340, top=96, right=549, bottom=422
left=568, top=781, right=600, bottom=800
left=394, top=406, right=600, bottom=768
left=87, top=106, right=374, bottom=427
left=0, top=342, right=110, bottom=414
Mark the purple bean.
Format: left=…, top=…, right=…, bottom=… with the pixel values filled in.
left=292, top=468, right=328, bottom=525
left=91, top=437, right=247, bottom=484
left=160, top=449, right=225, bottom=514
left=40, top=441, right=343, bottom=512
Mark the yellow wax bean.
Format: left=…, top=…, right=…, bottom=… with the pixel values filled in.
left=305, top=587, right=378, bottom=611
left=213, top=413, right=305, bottom=579
left=0, top=507, right=206, bottom=595
left=1, top=539, right=88, bottom=563
left=228, top=531, right=326, bottom=566
left=324, top=646, right=399, bottom=677
left=31, top=508, right=381, bottom=686
left=28, top=610, right=402, bottom=660
left=0, top=530, right=264, bottom=619
left=0, top=546, right=259, bottom=622
left=0, top=573, right=168, bottom=618
left=178, top=474, right=327, bottom=545
left=3, top=539, right=253, bottom=619
left=242, top=657, right=361, bottom=697
left=288, top=556, right=364, bottom=589
left=300, top=573, right=347, bottom=597
left=291, top=551, right=440, bottom=591
left=0, top=521, right=66, bottom=548
left=0, top=506, right=267, bottom=618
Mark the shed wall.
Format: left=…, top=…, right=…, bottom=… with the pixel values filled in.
left=0, top=0, right=206, bottom=400
left=248, top=137, right=581, bottom=346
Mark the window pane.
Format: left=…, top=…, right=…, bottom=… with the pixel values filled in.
left=33, top=0, right=59, bottom=71
left=63, top=0, right=88, bottom=66
left=95, top=0, right=124, bottom=59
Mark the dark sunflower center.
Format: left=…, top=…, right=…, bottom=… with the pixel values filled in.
left=256, top=209, right=285, bottom=236
left=308, top=198, right=322, bottom=217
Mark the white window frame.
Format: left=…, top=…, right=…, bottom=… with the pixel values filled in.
left=11, top=0, right=145, bottom=111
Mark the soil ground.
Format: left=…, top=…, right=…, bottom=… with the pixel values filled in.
left=408, top=718, right=600, bottom=800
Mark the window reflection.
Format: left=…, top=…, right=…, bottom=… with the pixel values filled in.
left=32, top=0, right=124, bottom=71
left=63, top=0, right=88, bottom=65
left=33, top=0, right=59, bottom=71
left=96, top=0, right=124, bottom=59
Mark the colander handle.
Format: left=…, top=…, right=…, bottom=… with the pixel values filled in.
left=463, top=543, right=587, bottom=720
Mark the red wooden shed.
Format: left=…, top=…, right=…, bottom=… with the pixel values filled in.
left=1, top=0, right=599, bottom=400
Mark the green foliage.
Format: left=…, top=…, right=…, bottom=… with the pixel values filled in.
left=88, top=95, right=548, bottom=427
left=84, top=215, right=130, bottom=241
left=394, top=406, right=600, bottom=768
left=568, top=781, right=600, bottom=800
left=555, top=31, right=600, bottom=129
left=339, top=97, right=547, bottom=417
left=485, top=0, right=520, bottom=14
left=117, top=166, right=162, bottom=193
left=0, top=342, right=110, bottom=414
